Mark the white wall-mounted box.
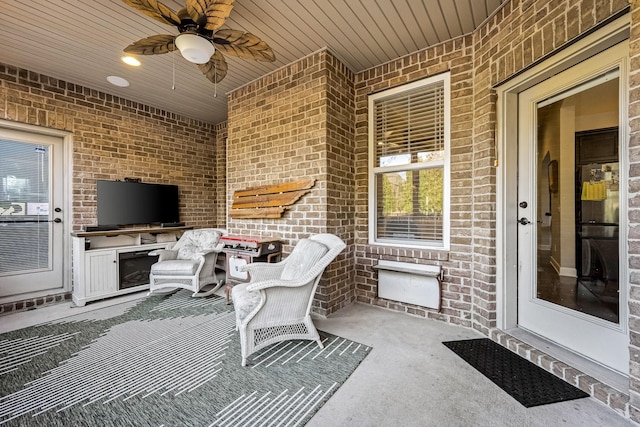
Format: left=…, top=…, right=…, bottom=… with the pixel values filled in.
left=374, top=260, right=443, bottom=310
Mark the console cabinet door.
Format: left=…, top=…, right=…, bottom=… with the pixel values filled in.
left=85, top=250, right=117, bottom=296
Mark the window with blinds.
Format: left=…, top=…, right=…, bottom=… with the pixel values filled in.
left=368, top=73, right=450, bottom=249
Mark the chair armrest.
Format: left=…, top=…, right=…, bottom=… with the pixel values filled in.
left=195, top=248, right=221, bottom=257
left=148, top=241, right=177, bottom=256
left=247, top=276, right=315, bottom=291
left=149, top=249, right=178, bottom=262
left=195, top=250, right=224, bottom=268
left=241, top=262, right=285, bottom=282
left=196, top=241, right=225, bottom=255
left=240, top=259, right=287, bottom=273
left=248, top=248, right=341, bottom=290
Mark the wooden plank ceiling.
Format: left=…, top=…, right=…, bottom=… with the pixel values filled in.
left=0, top=0, right=506, bottom=124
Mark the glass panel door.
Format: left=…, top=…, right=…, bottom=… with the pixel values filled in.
left=0, top=130, right=65, bottom=297
left=517, top=42, right=628, bottom=374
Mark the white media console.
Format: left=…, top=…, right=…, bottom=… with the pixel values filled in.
left=71, top=226, right=192, bottom=306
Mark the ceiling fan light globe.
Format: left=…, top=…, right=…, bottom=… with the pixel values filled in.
left=175, top=33, right=215, bottom=64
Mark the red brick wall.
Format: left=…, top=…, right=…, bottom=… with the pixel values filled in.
left=227, top=50, right=356, bottom=316
left=213, top=121, right=228, bottom=228
left=353, top=36, right=475, bottom=325
left=627, top=0, right=640, bottom=421
left=227, top=52, right=328, bottom=240
left=0, top=63, right=222, bottom=231
left=353, top=0, right=631, bottom=330
left=323, top=52, right=356, bottom=313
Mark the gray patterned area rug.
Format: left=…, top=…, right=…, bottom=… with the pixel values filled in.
left=0, top=290, right=371, bottom=426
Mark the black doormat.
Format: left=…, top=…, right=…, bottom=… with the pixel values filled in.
left=443, top=338, right=589, bottom=408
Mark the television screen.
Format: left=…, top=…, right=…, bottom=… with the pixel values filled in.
left=97, top=180, right=179, bottom=226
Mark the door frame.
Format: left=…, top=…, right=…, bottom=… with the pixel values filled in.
left=495, top=17, right=630, bottom=331
left=0, top=119, right=73, bottom=303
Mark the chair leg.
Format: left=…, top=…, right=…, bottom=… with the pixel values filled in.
left=239, top=327, right=249, bottom=366
left=316, top=338, right=324, bottom=349
left=192, top=280, right=224, bottom=298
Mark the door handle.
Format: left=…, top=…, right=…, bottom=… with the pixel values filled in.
left=518, top=217, right=531, bottom=225
left=53, top=218, right=62, bottom=223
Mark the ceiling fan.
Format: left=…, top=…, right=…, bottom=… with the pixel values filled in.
left=122, top=0, right=276, bottom=84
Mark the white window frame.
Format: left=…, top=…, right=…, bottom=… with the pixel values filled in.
left=368, top=73, right=451, bottom=250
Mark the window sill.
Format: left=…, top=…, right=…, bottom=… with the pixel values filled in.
left=369, top=240, right=449, bottom=252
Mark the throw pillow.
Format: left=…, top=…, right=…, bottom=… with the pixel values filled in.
left=280, top=239, right=328, bottom=280
left=176, top=229, right=222, bottom=260
left=177, top=244, right=200, bottom=260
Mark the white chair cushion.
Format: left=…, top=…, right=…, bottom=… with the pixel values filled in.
left=151, top=259, right=199, bottom=276
left=177, top=244, right=201, bottom=260
left=177, top=229, right=222, bottom=260
left=280, top=239, right=328, bottom=280
left=231, top=283, right=262, bottom=322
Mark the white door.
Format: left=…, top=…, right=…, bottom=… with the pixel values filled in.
left=517, top=42, right=628, bottom=374
left=0, top=127, right=66, bottom=297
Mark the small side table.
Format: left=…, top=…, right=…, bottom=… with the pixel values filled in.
left=225, top=283, right=234, bottom=304
left=221, top=235, right=282, bottom=304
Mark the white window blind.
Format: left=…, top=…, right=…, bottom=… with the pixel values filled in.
left=374, top=81, right=445, bottom=163
left=369, top=73, right=450, bottom=249
left=0, top=140, right=50, bottom=274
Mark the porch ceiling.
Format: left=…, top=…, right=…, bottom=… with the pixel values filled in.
left=1, top=0, right=506, bottom=124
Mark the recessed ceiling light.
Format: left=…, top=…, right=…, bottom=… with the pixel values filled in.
left=121, top=56, right=141, bottom=66
left=106, top=75, right=130, bottom=87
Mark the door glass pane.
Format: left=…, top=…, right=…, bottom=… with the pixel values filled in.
left=536, top=73, right=619, bottom=324
left=0, top=140, right=51, bottom=275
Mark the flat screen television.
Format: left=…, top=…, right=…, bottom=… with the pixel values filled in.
left=97, top=180, right=179, bottom=226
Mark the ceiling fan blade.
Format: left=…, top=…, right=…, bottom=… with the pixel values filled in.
left=186, top=0, right=235, bottom=31
left=185, top=0, right=206, bottom=24
left=213, top=29, right=276, bottom=62
left=122, top=0, right=181, bottom=26
left=198, top=50, right=228, bottom=83
left=124, top=34, right=177, bottom=55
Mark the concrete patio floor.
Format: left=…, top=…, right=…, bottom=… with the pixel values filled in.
left=310, top=303, right=635, bottom=427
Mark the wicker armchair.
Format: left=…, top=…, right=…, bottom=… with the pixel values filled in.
left=231, top=233, right=346, bottom=366
left=148, top=228, right=227, bottom=297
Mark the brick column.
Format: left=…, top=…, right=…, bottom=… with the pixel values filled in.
left=626, top=0, right=640, bottom=422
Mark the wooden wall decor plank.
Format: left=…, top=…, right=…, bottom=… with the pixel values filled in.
left=230, top=178, right=316, bottom=218
left=229, top=207, right=285, bottom=219
left=233, top=178, right=315, bottom=198
left=232, top=190, right=310, bottom=209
